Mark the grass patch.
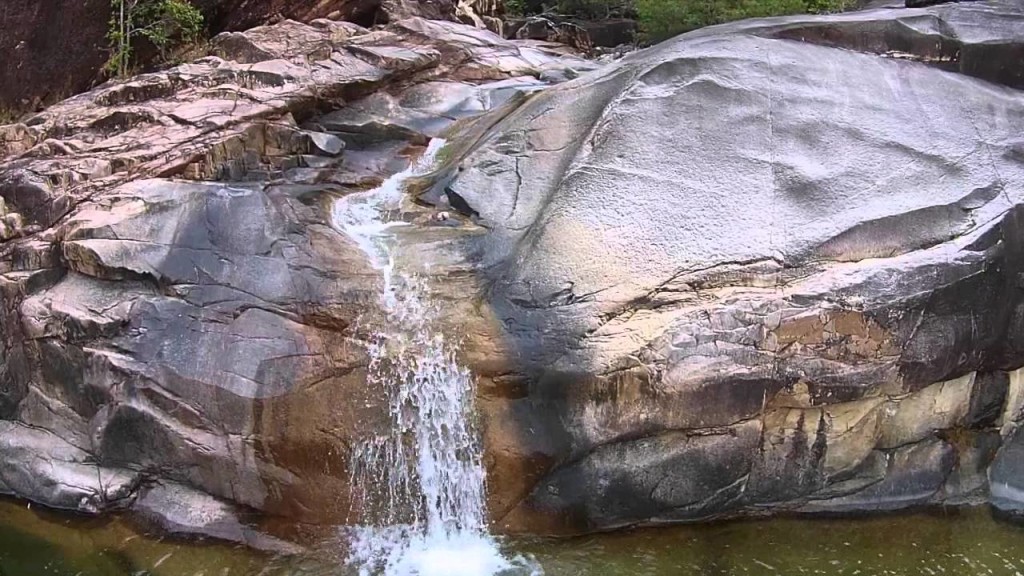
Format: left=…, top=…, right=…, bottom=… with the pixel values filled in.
left=0, top=108, right=22, bottom=126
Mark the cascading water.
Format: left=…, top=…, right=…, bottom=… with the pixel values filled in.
left=332, top=140, right=528, bottom=576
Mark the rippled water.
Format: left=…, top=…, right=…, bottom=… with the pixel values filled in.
left=4, top=499, right=1024, bottom=576
left=513, top=510, right=1024, bottom=576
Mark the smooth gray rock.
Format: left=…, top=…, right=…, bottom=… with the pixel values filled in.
left=301, top=130, right=346, bottom=156
left=989, top=426, right=1024, bottom=514
left=12, top=175, right=384, bottom=519
left=528, top=421, right=761, bottom=530
left=135, top=483, right=302, bottom=553
left=800, top=440, right=956, bottom=512
left=425, top=0, right=1024, bottom=533
left=741, top=0, right=1024, bottom=89
left=968, top=372, right=1010, bottom=428
left=0, top=422, right=140, bottom=512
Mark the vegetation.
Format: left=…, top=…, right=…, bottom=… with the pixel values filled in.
left=0, top=108, right=21, bottom=125
left=107, top=0, right=204, bottom=77
left=557, top=0, right=634, bottom=19
left=508, top=0, right=852, bottom=43
left=505, top=0, right=529, bottom=16
left=635, top=0, right=854, bottom=42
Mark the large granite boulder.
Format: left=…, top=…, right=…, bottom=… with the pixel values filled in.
left=399, top=0, right=1024, bottom=533
left=0, top=0, right=111, bottom=112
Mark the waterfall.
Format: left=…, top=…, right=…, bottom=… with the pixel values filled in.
left=332, top=140, right=522, bottom=576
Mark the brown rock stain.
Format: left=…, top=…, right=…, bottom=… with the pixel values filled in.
left=771, top=309, right=898, bottom=360
left=250, top=323, right=388, bottom=539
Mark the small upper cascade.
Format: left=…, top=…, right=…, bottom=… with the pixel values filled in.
left=333, top=140, right=534, bottom=576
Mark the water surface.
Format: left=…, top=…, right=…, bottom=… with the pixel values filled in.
left=0, top=497, right=271, bottom=575
left=4, top=499, right=1024, bottom=576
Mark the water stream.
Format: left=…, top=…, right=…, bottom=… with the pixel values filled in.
left=331, top=140, right=521, bottom=576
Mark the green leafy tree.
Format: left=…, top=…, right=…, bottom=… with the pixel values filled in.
left=505, top=0, right=528, bottom=16
left=557, top=0, right=634, bottom=19
left=107, top=0, right=204, bottom=77
left=636, top=0, right=853, bottom=43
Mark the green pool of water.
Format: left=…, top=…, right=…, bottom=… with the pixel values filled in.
left=3, top=498, right=1024, bottom=576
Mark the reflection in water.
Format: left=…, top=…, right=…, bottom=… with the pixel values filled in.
left=515, top=509, right=1024, bottom=576
left=0, top=497, right=274, bottom=576
left=4, top=498, right=1024, bottom=576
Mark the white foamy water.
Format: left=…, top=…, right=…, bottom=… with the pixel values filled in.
left=332, top=140, right=534, bottom=576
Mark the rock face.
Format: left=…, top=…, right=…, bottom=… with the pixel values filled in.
left=0, top=0, right=111, bottom=112
left=0, top=15, right=588, bottom=546
left=4, top=0, right=1024, bottom=548
left=0, top=0, right=461, bottom=114
left=401, top=0, right=1024, bottom=533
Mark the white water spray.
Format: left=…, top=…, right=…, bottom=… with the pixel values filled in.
left=333, top=140, right=526, bottom=576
